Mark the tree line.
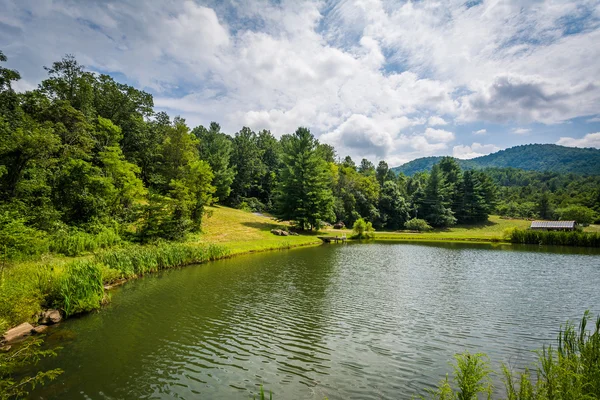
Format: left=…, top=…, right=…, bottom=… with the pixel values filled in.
left=1, top=53, right=598, bottom=258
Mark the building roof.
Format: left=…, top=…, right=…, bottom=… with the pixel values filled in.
left=530, top=220, right=576, bottom=229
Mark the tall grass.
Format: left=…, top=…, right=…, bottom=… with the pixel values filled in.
left=509, top=229, right=600, bottom=247
left=96, top=243, right=230, bottom=277
left=424, top=312, right=600, bottom=400
left=49, top=226, right=121, bottom=256
left=56, top=260, right=104, bottom=317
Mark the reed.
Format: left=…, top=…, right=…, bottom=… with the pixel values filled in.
left=95, top=243, right=231, bottom=277
left=55, top=260, right=104, bottom=317
left=50, top=227, right=121, bottom=256
left=509, top=229, right=600, bottom=247
left=424, top=312, right=600, bottom=400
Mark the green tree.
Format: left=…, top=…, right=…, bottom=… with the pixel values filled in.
left=378, top=181, right=410, bottom=229
left=275, top=127, right=334, bottom=230
left=555, top=205, right=596, bottom=225
left=193, top=122, right=235, bottom=202
left=229, top=127, right=265, bottom=204
left=419, top=164, right=456, bottom=227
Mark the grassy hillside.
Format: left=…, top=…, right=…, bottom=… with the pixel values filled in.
left=392, top=144, right=600, bottom=176
left=193, top=206, right=321, bottom=254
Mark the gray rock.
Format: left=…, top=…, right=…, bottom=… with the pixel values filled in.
left=2, top=323, right=34, bottom=343
left=39, top=309, right=62, bottom=325
left=280, top=230, right=289, bottom=236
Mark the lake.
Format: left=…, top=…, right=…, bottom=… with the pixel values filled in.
left=32, top=242, right=600, bottom=399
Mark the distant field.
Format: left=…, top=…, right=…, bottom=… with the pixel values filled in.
left=331, top=216, right=562, bottom=243
left=190, top=206, right=321, bottom=254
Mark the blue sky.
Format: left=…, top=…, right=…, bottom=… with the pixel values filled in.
left=1, top=0, right=600, bottom=166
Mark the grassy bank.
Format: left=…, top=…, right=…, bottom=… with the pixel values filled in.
left=1, top=209, right=595, bottom=332
left=0, top=206, right=321, bottom=332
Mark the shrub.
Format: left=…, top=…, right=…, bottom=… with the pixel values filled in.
left=0, top=212, right=49, bottom=261
left=404, top=218, right=433, bottom=232
left=352, top=218, right=375, bottom=239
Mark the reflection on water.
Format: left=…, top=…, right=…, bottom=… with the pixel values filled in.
left=33, top=242, right=600, bottom=399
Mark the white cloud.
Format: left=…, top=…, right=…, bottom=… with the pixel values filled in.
left=2, top=0, right=600, bottom=165
left=556, top=132, right=600, bottom=148
left=587, top=116, right=600, bottom=123
left=424, top=128, right=455, bottom=143
left=428, top=116, right=447, bottom=126
left=512, top=127, right=531, bottom=135
left=453, top=143, right=502, bottom=159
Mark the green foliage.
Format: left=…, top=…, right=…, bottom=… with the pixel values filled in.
left=0, top=337, right=63, bottom=400
left=275, top=128, right=334, bottom=230
left=404, top=218, right=433, bottom=232
left=56, top=260, right=104, bottom=316
left=426, top=312, right=600, bottom=400
left=193, top=122, right=235, bottom=202
left=419, top=164, right=457, bottom=227
left=555, top=205, right=597, bottom=225
left=96, top=243, right=230, bottom=277
left=0, top=212, right=48, bottom=260
left=49, top=225, right=121, bottom=256
left=509, top=229, right=600, bottom=247
left=352, top=218, right=375, bottom=239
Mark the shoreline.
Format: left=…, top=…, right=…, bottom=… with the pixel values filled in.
left=2, top=207, right=597, bottom=339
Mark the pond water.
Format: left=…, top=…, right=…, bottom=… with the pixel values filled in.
left=32, top=242, right=600, bottom=399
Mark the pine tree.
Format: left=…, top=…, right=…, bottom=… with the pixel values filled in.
left=419, top=164, right=456, bottom=227
left=275, top=127, right=334, bottom=230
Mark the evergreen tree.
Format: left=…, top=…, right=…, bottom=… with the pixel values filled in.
left=419, top=164, right=456, bottom=227
left=275, top=127, right=334, bottom=230
left=193, top=122, right=235, bottom=202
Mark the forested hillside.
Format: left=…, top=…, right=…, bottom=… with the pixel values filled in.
left=392, top=144, right=600, bottom=176
left=1, top=53, right=599, bottom=261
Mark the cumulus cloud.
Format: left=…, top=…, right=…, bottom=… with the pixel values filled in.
left=473, top=129, right=487, bottom=135
left=556, top=133, right=600, bottom=148
left=428, top=116, right=447, bottom=126
left=453, top=143, right=502, bottom=159
left=1, top=0, right=600, bottom=164
left=424, top=128, right=455, bottom=143
left=512, top=127, right=532, bottom=135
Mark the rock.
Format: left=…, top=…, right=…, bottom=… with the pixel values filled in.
left=39, top=309, right=62, bottom=325
left=280, top=230, right=289, bottom=236
left=2, top=323, right=34, bottom=343
left=31, top=325, right=48, bottom=334
left=289, top=232, right=299, bottom=236
left=271, top=229, right=283, bottom=236
left=333, top=222, right=345, bottom=229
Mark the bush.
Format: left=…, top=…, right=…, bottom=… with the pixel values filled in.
left=404, top=218, right=433, bottom=232
left=352, top=218, right=375, bottom=239
left=0, top=212, right=49, bottom=261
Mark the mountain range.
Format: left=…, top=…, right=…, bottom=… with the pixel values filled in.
left=391, top=144, right=600, bottom=176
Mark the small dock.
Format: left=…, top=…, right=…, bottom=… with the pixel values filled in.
left=317, top=235, right=347, bottom=244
